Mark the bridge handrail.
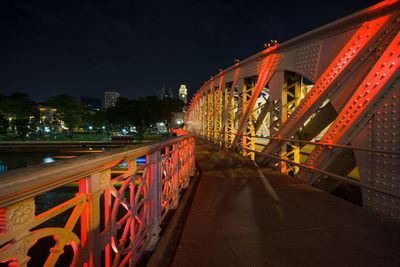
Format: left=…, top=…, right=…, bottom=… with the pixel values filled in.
left=0, top=134, right=192, bottom=208
left=0, top=134, right=195, bottom=266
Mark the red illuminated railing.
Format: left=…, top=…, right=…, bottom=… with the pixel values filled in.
left=0, top=134, right=195, bottom=266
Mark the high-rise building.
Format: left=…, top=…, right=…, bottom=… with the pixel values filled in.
left=161, top=86, right=173, bottom=99
left=104, top=91, right=120, bottom=109
left=179, top=84, right=188, bottom=104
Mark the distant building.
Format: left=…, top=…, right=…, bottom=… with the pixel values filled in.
left=81, top=96, right=102, bottom=111
left=161, top=86, right=173, bottom=99
left=105, top=91, right=120, bottom=109
left=37, top=105, right=63, bottom=132
left=179, top=84, right=188, bottom=104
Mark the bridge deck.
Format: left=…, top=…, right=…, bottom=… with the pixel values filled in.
left=171, top=141, right=400, bottom=266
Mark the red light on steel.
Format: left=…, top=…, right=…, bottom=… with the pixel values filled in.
left=323, top=31, right=400, bottom=145
left=273, top=15, right=390, bottom=141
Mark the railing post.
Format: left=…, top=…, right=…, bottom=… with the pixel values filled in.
left=85, top=170, right=110, bottom=267
left=172, top=142, right=180, bottom=208
left=191, top=136, right=196, bottom=176
left=147, top=150, right=161, bottom=250
left=0, top=198, right=35, bottom=267
left=182, top=139, right=190, bottom=189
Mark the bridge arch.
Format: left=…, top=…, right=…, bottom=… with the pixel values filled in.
left=186, top=1, right=400, bottom=220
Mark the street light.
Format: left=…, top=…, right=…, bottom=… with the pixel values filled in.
left=89, top=126, right=93, bottom=136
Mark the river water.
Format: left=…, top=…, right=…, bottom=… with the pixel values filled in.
left=0, top=147, right=107, bottom=172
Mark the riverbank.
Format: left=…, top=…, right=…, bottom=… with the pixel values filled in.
left=0, top=140, right=155, bottom=152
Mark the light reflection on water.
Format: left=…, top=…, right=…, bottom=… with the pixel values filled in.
left=42, top=157, right=56, bottom=164
left=0, top=148, right=105, bottom=171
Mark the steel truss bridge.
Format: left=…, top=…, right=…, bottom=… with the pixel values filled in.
left=186, top=1, right=400, bottom=219
left=0, top=1, right=399, bottom=266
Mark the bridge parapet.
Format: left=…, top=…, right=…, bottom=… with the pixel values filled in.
left=0, top=134, right=195, bottom=266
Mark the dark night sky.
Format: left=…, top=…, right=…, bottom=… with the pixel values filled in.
left=0, top=0, right=381, bottom=103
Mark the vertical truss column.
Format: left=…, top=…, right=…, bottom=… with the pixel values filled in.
left=281, top=71, right=303, bottom=175
left=207, top=87, right=214, bottom=140
left=194, top=96, right=201, bottom=134
left=201, top=94, right=208, bottom=137
left=242, top=77, right=257, bottom=160
left=224, top=82, right=235, bottom=148
left=195, top=96, right=201, bottom=134
left=269, top=100, right=281, bottom=137
left=254, top=94, right=270, bottom=135
left=214, top=87, right=223, bottom=145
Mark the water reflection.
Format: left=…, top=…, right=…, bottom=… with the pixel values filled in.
left=42, top=157, right=55, bottom=164
left=0, top=147, right=106, bottom=172
left=0, top=160, right=7, bottom=173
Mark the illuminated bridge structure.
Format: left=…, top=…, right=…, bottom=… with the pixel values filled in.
left=0, top=1, right=400, bottom=266
left=186, top=0, right=400, bottom=220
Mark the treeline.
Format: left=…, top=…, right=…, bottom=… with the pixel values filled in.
left=0, top=93, right=185, bottom=139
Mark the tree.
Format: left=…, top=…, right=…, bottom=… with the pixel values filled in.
left=85, top=110, right=107, bottom=130
left=46, top=95, right=86, bottom=140
left=0, top=93, right=38, bottom=137
left=158, top=97, right=186, bottom=129
left=106, top=97, right=132, bottom=135
left=104, top=96, right=186, bottom=138
left=0, top=114, right=9, bottom=136
left=130, top=96, right=160, bottom=136
left=108, top=96, right=187, bottom=137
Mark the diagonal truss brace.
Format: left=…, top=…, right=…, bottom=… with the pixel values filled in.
left=232, top=52, right=280, bottom=148
left=300, top=30, right=400, bottom=183
left=260, top=15, right=391, bottom=158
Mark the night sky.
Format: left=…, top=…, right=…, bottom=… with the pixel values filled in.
left=0, top=0, right=381, bottom=103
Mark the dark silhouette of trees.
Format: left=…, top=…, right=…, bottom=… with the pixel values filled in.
left=106, top=96, right=185, bottom=137
left=0, top=114, right=8, bottom=135
left=158, top=97, right=186, bottom=128
left=46, top=95, right=86, bottom=140
left=0, top=93, right=38, bottom=137
left=0, top=91, right=185, bottom=139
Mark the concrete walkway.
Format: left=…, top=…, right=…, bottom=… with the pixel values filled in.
left=171, top=141, right=400, bottom=267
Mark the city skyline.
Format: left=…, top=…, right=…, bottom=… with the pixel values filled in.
left=0, top=0, right=381, bottom=102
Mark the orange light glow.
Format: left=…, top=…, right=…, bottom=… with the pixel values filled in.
left=62, top=150, right=104, bottom=153
left=53, top=155, right=77, bottom=159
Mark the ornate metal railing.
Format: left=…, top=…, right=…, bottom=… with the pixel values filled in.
left=0, top=134, right=195, bottom=266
